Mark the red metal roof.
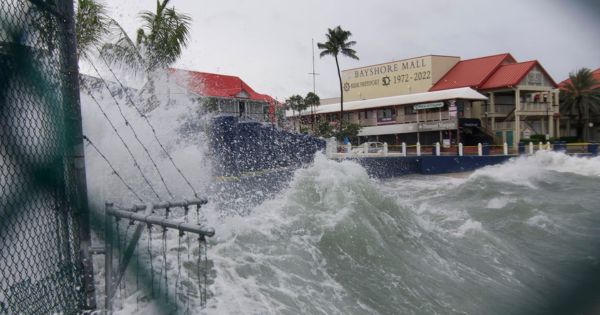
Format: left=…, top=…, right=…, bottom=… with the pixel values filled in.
left=168, top=68, right=276, bottom=103
left=430, top=53, right=516, bottom=91
left=559, top=67, right=600, bottom=90
left=478, top=61, right=534, bottom=90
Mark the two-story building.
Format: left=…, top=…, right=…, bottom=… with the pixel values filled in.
left=291, top=53, right=559, bottom=148
left=430, top=53, right=559, bottom=148
left=168, top=68, right=278, bottom=123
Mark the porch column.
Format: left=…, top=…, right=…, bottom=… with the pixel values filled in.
left=514, top=89, right=521, bottom=149
left=548, top=114, right=554, bottom=138
left=555, top=118, right=560, bottom=138
left=489, top=92, right=496, bottom=130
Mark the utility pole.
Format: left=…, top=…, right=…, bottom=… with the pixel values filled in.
left=308, top=38, right=320, bottom=131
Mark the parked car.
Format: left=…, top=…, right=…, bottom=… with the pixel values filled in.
left=351, top=142, right=384, bottom=154
left=366, top=142, right=384, bottom=153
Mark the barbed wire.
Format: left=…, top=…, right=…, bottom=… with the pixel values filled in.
left=82, top=87, right=163, bottom=201
left=98, top=55, right=201, bottom=198
left=83, top=135, right=144, bottom=203
left=86, top=60, right=175, bottom=200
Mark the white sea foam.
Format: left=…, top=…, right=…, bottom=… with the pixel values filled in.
left=470, top=150, right=600, bottom=188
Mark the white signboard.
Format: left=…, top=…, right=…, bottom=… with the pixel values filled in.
left=414, top=102, right=444, bottom=110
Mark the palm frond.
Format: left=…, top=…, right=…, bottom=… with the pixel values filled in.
left=76, top=0, right=110, bottom=58
left=100, top=19, right=145, bottom=74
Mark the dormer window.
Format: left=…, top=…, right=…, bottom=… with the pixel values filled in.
left=236, top=90, right=249, bottom=98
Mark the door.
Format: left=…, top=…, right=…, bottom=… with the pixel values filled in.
left=506, top=130, right=513, bottom=147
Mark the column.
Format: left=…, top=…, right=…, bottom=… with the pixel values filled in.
left=548, top=114, right=554, bottom=139
left=514, top=89, right=521, bottom=149
left=489, top=92, right=496, bottom=131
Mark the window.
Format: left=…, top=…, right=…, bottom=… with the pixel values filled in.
left=404, top=105, right=416, bottom=115
left=377, top=107, right=395, bottom=122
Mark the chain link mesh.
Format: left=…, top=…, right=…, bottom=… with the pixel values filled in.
left=0, top=0, right=88, bottom=313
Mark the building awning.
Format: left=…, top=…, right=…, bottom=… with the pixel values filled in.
left=286, top=87, right=487, bottom=117
left=358, top=124, right=418, bottom=137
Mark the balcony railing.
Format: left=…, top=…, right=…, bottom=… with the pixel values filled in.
left=520, top=102, right=552, bottom=112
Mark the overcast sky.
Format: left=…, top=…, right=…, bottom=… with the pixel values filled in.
left=102, top=0, right=600, bottom=100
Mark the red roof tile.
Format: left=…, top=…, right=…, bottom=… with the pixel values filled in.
left=168, top=68, right=276, bottom=103
left=559, top=67, right=600, bottom=90
left=430, top=53, right=516, bottom=91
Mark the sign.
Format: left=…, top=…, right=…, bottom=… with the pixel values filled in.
left=414, top=102, right=444, bottom=110
left=459, top=118, right=480, bottom=128
left=341, top=55, right=460, bottom=101
left=418, top=120, right=457, bottom=132
left=443, top=139, right=451, bottom=148
left=448, top=100, right=457, bottom=118
left=523, top=129, right=532, bottom=139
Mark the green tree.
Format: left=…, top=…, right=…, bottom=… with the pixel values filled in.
left=75, top=0, right=111, bottom=59
left=317, top=26, right=358, bottom=130
left=314, top=120, right=335, bottom=138
left=336, top=122, right=361, bottom=142
left=305, top=92, right=320, bottom=132
left=560, top=68, right=600, bottom=140
left=101, top=0, right=191, bottom=74
left=285, top=94, right=307, bottom=130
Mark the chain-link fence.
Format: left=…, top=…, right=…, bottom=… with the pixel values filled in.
left=0, top=0, right=93, bottom=313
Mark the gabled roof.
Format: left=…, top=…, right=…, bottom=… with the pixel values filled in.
left=168, top=68, right=276, bottom=103
left=479, top=60, right=557, bottom=90
left=559, top=67, right=600, bottom=90
left=479, top=61, right=537, bottom=90
left=430, top=53, right=516, bottom=91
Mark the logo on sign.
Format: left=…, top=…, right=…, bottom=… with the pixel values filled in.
left=343, top=82, right=351, bottom=91
left=382, top=76, right=391, bottom=86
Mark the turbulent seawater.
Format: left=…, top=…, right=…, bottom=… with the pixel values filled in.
left=81, top=79, right=600, bottom=314
left=204, top=152, right=600, bottom=315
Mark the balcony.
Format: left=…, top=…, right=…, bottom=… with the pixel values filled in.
left=520, top=102, right=552, bottom=113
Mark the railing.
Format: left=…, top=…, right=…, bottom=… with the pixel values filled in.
left=494, top=104, right=515, bottom=114
left=328, top=141, right=599, bottom=158
left=520, top=102, right=552, bottom=112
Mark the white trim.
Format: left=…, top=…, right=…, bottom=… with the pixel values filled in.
left=286, top=87, right=487, bottom=117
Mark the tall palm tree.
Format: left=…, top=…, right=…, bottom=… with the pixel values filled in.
left=286, top=94, right=306, bottom=131
left=560, top=68, right=600, bottom=140
left=305, top=92, right=320, bottom=131
left=317, top=26, right=358, bottom=130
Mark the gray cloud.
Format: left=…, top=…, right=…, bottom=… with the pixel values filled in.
left=103, top=0, right=600, bottom=100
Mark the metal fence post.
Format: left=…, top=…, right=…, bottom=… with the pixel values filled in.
left=458, top=143, right=464, bottom=156
left=57, top=0, right=96, bottom=310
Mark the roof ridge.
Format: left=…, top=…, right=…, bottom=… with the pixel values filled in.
left=459, top=52, right=512, bottom=62
left=169, top=67, right=242, bottom=80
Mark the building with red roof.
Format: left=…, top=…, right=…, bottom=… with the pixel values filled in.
left=430, top=54, right=559, bottom=148
left=168, top=68, right=279, bottom=123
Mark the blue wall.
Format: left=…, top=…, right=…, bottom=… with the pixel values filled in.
left=209, top=116, right=326, bottom=177
left=349, top=155, right=512, bottom=177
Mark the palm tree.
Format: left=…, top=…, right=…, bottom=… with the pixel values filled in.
left=75, top=0, right=110, bottom=60
left=317, top=26, right=358, bottom=130
left=286, top=94, right=306, bottom=131
left=560, top=68, right=600, bottom=140
left=101, top=0, right=191, bottom=74
left=304, top=92, right=320, bottom=131
left=100, top=0, right=191, bottom=111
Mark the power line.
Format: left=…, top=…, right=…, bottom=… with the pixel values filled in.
left=82, top=87, right=163, bottom=201
left=98, top=55, right=202, bottom=198
left=83, top=135, right=144, bottom=203
left=87, top=60, right=175, bottom=199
